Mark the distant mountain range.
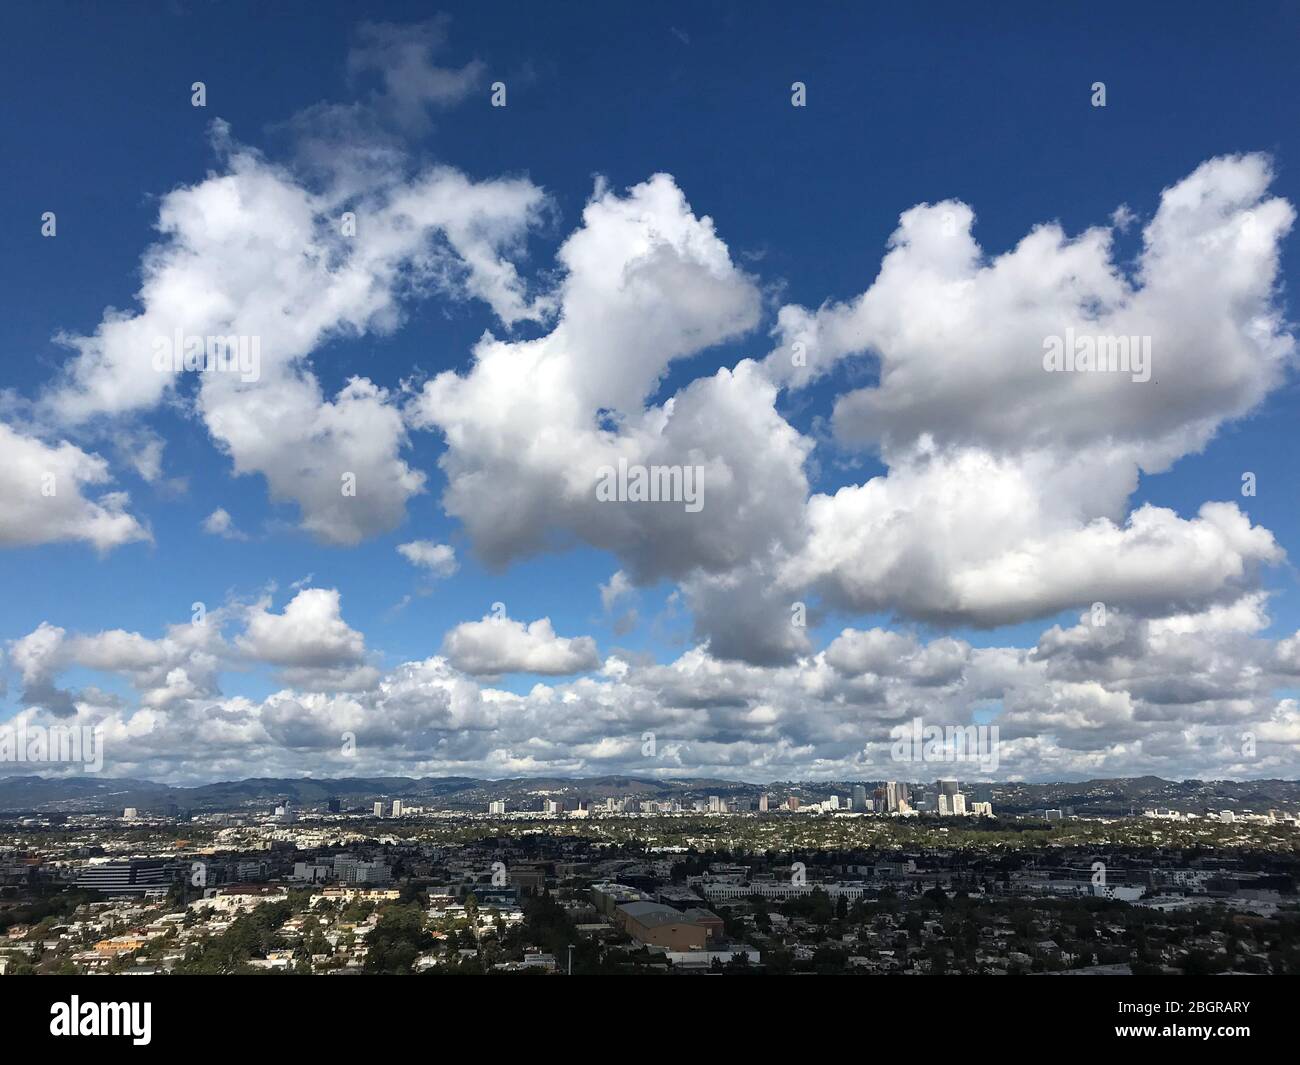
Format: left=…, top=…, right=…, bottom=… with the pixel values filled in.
left=1, top=773, right=1299, bottom=816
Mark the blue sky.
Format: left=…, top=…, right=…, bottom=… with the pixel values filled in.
left=1, top=2, right=1299, bottom=783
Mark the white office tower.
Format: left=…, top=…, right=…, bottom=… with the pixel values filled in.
left=852, top=785, right=867, bottom=812
left=391, top=800, right=404, bottom=817
left=122, top=807, right=138, bottom=819
left=826, top=795, right=840, bottom=811
left=489, top=800, right=506, bottom=815
left=544, top=798, right=564, bottom=815
left=373, top=801, right=384, bottom=817
left=335, top=856, right=392, bottom=885
left=759, top=793, right=769, bottom=812
left=884, top=781, right=907, bottom=813
left=971, top=801, right=992, bottom=817
left=937, top=789, right=967, bottom=816
left=708, top=795, right=722, bottom=813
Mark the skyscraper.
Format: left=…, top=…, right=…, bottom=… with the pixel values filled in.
left=937, top=781, right=967, bottom=816
left=884, top=781, right=907, bottom=813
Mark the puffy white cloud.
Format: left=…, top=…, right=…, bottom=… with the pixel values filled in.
left=599, top=570, right=633, bottom=613
left=826, top=628, right=969, bottom=686
left=201, top=507, right=247, bottom=540
left=7, top=582, right=379, bottom=702
left=235, top=588, right=377, bottom=691
left=756, top=155, right=1293, bottom=635
left=406, top=157, right=1293, bottom=661
left=0, top=422, right=148, bottom=551
left=205, top=375, right=426, bottom=546
left=769, top=154, right=1293, bottom=466
left=397, top=540, right=458, bottom=576
left=412, top=176, right=802, bottom=585
left=43, top=129, right=548, bottom=544
left=825, top=627, right=918, bottom=676
left=785, top=457, right=1281, bottom=626
left=72, top=623, right=225, bottom=710
left=9, top=622, right=75, bottom=716
left=9, top=593, right=1300, bottom=784
left=441, top=614, right=600, bottom=676
left=8, top=616, right=225, bottom=715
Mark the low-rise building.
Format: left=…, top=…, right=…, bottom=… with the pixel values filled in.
left=617, top=901, right=723, bottom=950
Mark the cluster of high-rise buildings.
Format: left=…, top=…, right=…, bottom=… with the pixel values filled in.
left=483, top=782, right=992, bottom=818
left=753, top=780, right=985, bottom=817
